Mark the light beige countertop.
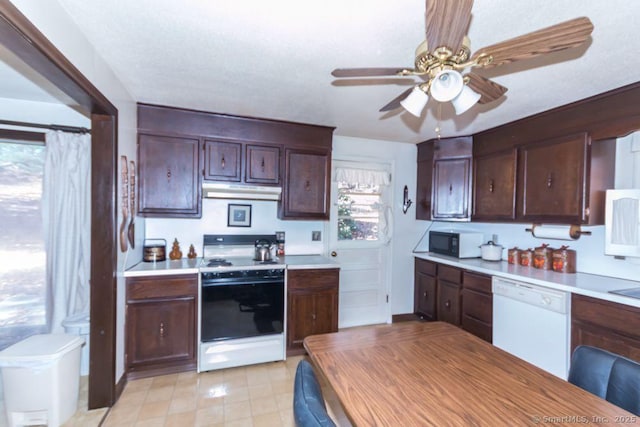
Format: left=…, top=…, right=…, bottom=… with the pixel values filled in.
left=279, top=255, right=338, bottom=270
left=414, top=252, right=640, bottom=308
left=124, top=255, right=337, bottom=277
left=124, top=258, right=202, bottom=277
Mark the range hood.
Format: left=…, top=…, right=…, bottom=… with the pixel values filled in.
left=203, top=182, right=282, bottom=201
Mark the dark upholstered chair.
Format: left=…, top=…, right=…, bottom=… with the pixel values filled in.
left=568, top=345, right=640, bottom=415
left=568, top=345, right=617, bottom=398
left=607, top=356, right=640, bottom=415
left=293, top=360, right=337, bottom=427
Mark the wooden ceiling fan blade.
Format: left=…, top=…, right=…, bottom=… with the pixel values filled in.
left=471, top=17, right=594, bottom=68
left=425, top=0, right=474, bottom=52
left=379, top=87, right=415, bottom=112
left=465, top=73, right=508, bottom=104
left=331, top=68, right=408, bottom=78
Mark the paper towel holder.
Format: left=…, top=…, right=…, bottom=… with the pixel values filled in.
left=525, top=224, right=591, bottom=240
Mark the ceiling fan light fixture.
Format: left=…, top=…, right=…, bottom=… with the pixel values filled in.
left=400, top=86, right=429, bottom=117
left=451, top=85, right=481, bottom=115
left=430, top=70, right=464, bottom=102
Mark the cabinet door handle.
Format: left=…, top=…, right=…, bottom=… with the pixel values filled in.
left=166, top=167, right=171, bottom=180
left=261, top=157, right=265, bottom=171
left=489, top=179, right=494, bottom=193
left=221, top=156, right=226, bottom=169
left=449, top=184, right=453, bottom=194
left=546, top=172, right=553, bottom=188
left=423, top=291, right=428, bottom=298
left=159, top=321, right=165, bottom=338
left=445, top=300, right=451, bottom=309
left=311, top=313, right=316, bottom=321
left=305, top=180, right=311, bottom=191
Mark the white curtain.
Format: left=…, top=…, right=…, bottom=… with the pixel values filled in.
left=334, top=167, right=391, bottom=186
left=43, top=130, right=91, bottom=333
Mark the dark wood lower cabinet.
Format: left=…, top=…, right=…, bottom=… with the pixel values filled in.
left=414, top=258, right=493, bottom=342
left=438, top=280, right=461, bottom=326
left=126, top=274, right=197, bottom=379
left=287, top=268, right=339, bottom=355
left=414, top=259, right=437, bottom=320
left=461, top=271, right=493, bottom=343
left=572, top=294, right=640, bottom=362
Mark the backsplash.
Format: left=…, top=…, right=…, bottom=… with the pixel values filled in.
left=144, top=198, right=327, bottom=256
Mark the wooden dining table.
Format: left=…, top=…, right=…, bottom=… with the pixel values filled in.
left=304, top=321, right=637, bottom=426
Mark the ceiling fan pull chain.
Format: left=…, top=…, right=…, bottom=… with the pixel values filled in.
left=435, top=103, right=442, bottom=139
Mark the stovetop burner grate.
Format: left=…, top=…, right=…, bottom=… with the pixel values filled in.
left=206, top=258, right=233, bottom=267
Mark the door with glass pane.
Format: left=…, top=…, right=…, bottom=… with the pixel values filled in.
left=329, top=160, right=391, bottom=328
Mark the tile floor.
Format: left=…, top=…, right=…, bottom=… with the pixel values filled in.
left=100, top=355, right=351, bottom=427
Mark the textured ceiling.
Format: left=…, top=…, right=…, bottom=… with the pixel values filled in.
left=15, top=1, right=640, bottom=143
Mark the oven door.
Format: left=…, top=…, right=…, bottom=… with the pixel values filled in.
left=200, top=278, right=284, bottom=342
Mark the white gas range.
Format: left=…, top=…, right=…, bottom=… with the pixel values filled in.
left=198, top=234, right=286, bottom=372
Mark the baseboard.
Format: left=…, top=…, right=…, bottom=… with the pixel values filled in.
left=392, top=313, right=421, bottom=323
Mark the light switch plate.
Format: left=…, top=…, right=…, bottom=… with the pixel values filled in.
left=312, top=231, right=321, bottom=241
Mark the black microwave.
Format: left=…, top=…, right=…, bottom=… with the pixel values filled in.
left=428, top=231, right=483, bottom=258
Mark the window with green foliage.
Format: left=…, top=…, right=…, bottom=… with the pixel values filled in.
left=0, top=139, right=47, bottom=350
left=337, top=182, right=382, bottom=241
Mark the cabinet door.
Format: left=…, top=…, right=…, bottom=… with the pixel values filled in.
left=287, top=292, right=316, bottom=350
left=461, top=289, right=492, bottom=343
left=204, top=140, right=241, bottom=182
left=438, top=280, right=461, bottom=326
left=416, top=143, right=434, bottom=220
left=415, top=271, right=437, bottom=320
left=138, top=134, right=201, bottom=217
left=473, top=149, right=517, bottom=221
left=126, top=297, right=196, bottom=369
left=432, top=157, right=471, bottom=220
left=519, top=133, right=589, bottom=223
left=246, top=144, right=280, bottom=184
left=312, top=289, right=339, bottom=336
left=281, top=148, right=330, bottom=219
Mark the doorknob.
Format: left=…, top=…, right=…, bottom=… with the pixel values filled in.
left=331, top=251, right=337, bottom=257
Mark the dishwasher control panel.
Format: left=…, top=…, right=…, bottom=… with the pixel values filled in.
left=492, top=277, right=569, bottom=314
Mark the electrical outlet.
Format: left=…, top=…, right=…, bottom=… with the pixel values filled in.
left=312, top=231, right=321, bottom=241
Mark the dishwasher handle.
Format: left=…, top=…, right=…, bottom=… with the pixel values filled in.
left=492, top=277, right=569, bottom=314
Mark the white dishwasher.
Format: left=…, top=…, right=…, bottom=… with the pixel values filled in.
left=492, top=277, right=570, bottom=379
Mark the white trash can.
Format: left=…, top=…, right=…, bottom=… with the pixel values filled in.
left=62, top=312, right=90, bottom=376
left=0, top=334, right=83, bottom=427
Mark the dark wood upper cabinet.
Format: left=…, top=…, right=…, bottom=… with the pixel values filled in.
left=138, top=133, right=202, bottom=218
left=138, top=104, right=334, bottom=220
left=245, top=144, right=280, bottom=184
left=204, top=139, right=242, bottom=182
left=517, top=132, right=614, bottom=224
left=431, top=137, right=473, bottom=221
left=519, top=133, right=588, bottom=223
left=416, top=142, right=434, bottom=220
left=472, top=148, right=517, bottom=221
left=280, top=148, right=331, bottom=220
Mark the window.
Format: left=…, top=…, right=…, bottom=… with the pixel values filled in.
left=337, top=182, right=382, bottom=241
left=0, top=138, right=47, bottom=350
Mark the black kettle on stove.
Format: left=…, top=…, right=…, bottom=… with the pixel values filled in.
left=254, top=239, right=273, bottom=262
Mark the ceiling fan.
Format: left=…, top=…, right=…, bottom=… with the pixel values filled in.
left=331, top=0, right=594, bottom=116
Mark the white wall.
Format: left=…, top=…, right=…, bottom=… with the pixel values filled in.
left=145, top=199, right=326, bottom=256
left=0, top=97, right=90, bottom=127
left=11, top=0, right=139, bottom=386
left=332, top=135, right=422, bottom=315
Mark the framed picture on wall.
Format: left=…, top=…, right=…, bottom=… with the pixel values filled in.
left=228, top=204, right=252, bottom=227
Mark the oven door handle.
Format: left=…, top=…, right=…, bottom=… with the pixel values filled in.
left=201, top=279, right=284, bottom=287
